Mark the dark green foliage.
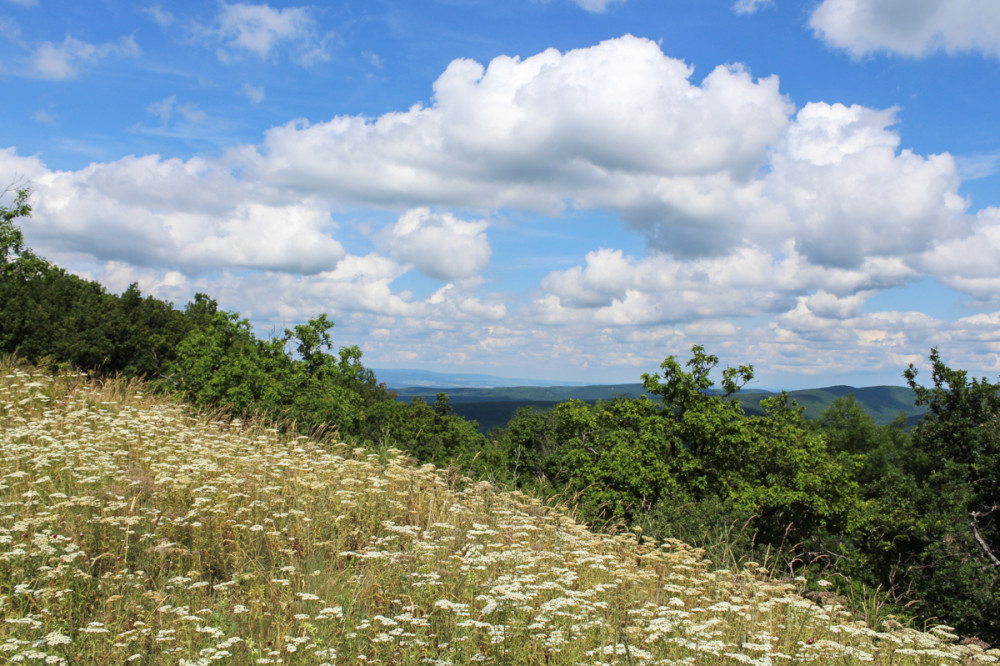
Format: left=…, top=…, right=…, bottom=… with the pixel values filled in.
left=552, top=396, right=684, bottom=524
left=107, top=283, right=192, bottom=377
left=1, top=256, right=112, bottom=368
left=351, top=393, right=490, bottom=475
left=0, top=250, right=190, bottom=376
left=1, top=187, right=191, bottom=376
left=799, top=356, right=1000, bottom=643
left=492, top=406, right=559, bottom=488
left=487, top=347, right=857, bottom=556
left=896, top=351, right=1000, bottom=640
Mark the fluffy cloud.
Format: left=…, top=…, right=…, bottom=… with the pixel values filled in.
left=810, top=0, right=1000, bottom=58
left=379, top=208, right=491, bottom=280
left=26, top=35, right=139, bottom=80
left=1, top=149, right=345, bottom=275
left=241, top=36, right=969, bottom=268
left=918, top=207, right=1000, bottom=302
left=534, top=245, right=916, bottom=328
left=760, top=102, right=966, bottom=267
left=5, top=35, right=989, bottom=292
left=244, top=35, right=792, bottom=228
left=200, top=2, right=330, bottom=65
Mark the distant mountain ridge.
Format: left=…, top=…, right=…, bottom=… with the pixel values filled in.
left=379, top=371, right=927, bottom=432
left=737, top=384, right=924, bottom=425
left=372, top=368, right=593, bottom=389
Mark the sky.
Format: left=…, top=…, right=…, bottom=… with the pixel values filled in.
left=1, top=0, right=1000, bottom=389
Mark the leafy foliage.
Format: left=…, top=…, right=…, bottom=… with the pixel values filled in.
left=488, top=347, right=858, bottom=559
left=0, top=186, right=31, bottom=262
left=897, top=350, right=1000, bottom=640
left=2, top=187, right=192, bottom=375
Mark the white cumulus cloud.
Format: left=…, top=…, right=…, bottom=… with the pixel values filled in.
left=759, top=102, right=966, bottom=267
left=379, top=208, right=491, bottom=281
left=0, top=149, right=345, bottom=275
left=244, top=35, right=792, bottom=259
left=810, top=0, right=1000, bottom=58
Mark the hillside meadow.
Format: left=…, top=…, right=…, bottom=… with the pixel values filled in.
left=1, top=361, right=997, bottom=665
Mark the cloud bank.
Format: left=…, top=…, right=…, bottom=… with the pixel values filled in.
left=2, top=34, right=998, bottom=379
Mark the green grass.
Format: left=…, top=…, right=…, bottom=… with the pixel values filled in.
left=0, top=360, right=994, bottom=664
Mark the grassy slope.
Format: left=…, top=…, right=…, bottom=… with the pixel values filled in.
left=1, top=362, right=994, bottom=665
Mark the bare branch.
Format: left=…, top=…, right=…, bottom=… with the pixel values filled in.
left=969, top=506, right=1000, bottom=570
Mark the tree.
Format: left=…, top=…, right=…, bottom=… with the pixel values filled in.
left=107, top=283, right=192, bottom=377
left=1, top=186, right=31, bottom=263
left=352, top=393, right=488, bottom=473
left=554, top=396, right=684, bottom=525
left=0, top=188, right=120, bottom=369
left=898, top=349, right=1000, bottom=640
left=641, top=347, right=857, bottom=544
left=640, top=345, right=753, bottom=493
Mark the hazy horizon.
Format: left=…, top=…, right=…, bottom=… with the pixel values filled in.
left=371, top=365, right=917, bottom=393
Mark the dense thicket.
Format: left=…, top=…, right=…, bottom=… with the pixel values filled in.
left=3, top=190, right=998, bottom=643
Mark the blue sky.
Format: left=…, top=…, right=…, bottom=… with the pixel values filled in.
left=2, top=0, right=999, bottom=389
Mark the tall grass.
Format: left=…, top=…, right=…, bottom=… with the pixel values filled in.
left=1, top=359, right=997, bottom=664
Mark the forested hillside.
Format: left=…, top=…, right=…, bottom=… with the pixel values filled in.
left=393, top=383, right=927, bottom=433
left=3, top=190, right=999, bottom=645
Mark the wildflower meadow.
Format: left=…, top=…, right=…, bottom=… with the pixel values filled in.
left=1, top=360, right=997, bottom=664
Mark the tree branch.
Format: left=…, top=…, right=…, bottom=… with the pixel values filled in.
left=969, top=506, right=1000, bottom=570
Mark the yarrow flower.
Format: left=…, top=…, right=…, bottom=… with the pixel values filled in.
left=43, top=631, right=72, bottom=647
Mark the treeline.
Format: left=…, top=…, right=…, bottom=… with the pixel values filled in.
left=2, top=189, right=998, bottom=643
left=0, top=188, right=481, bottom=453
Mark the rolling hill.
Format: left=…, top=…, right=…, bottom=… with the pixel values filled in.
left=389, top=381, right=926, bottom=432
